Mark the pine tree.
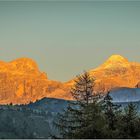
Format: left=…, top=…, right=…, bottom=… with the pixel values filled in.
left=53, top=103, right=84, bottom=138
left=103, top=92, right=121, bottom=130
left=102, top=92, right=122, bottom=138
left=119, top=103, right=140, bottom=138
left=53, top=71, right=98, bottom=138
left=71, top=71, right=95, bottom=105
left=73, top=101, right=106, bottom=139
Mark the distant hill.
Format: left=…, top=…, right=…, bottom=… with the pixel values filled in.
left=110, top=87, right=140, bottom=103
left=0, top=105, right=51, bottom=139
left=28, top=97, right=70, bottom=113
left=1, top=95, right=140, bottom=139
left=0, top=98, right=71, bottom=139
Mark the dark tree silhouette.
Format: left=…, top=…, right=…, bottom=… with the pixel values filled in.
left=53, top=71, right=97, bottom=138
left=103, top=92, right=121, bottom=130
left=119, top=103, right=140, bottom=138
left=71, top=71, right=95, bottom=105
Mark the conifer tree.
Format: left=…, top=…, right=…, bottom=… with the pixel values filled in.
left=102, top=92, right=122, bottom=139
left=72, top=101, right=106, bottom=139
left=119, top=103, right=140, bottom=138
left=71, top=71, right=95, bottom=105
left=53, top=71, right=97, bottom=138
left=103, top=92, right=121, bottom=131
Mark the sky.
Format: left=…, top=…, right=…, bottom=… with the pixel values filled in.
left=0, top=0, right=140, bottom=81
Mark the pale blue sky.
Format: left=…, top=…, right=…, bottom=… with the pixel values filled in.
left=0, top=1, right=140, bottom=81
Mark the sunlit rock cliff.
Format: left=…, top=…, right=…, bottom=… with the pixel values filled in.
left=66, top=55, right=140, bottom=94
left=0, top=58, right=69, bottom=104
left=0, top=55, right=140, bottom=104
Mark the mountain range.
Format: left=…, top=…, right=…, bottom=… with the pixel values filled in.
left=0, top=54, right=140, bottom=104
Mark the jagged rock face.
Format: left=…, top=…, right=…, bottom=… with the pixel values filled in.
left=0, top=55, right=140, bottom=104
left=89, top=55, right=140, bottom=93
left=0, top=58, right=68, bottom=104
left=66, top=55, right=140, bottom=94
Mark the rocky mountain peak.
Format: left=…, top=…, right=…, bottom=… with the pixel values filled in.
left=100, top=55, right=129, bottom=69
left=106, top=55, right=128, bottom=63
left=9, top=57, right=40, bottom=74
left=0, top=55, right=140, bottom=104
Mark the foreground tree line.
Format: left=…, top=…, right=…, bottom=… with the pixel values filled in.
left=0, top=105, right=51, bottom=139
left=54, top=72, right=140, bottom=139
